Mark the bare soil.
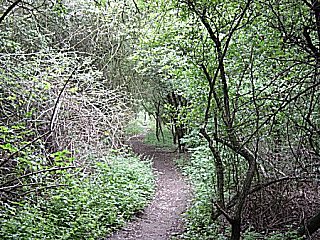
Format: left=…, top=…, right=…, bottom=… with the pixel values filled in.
left=106, top=137, right=190, bottom=240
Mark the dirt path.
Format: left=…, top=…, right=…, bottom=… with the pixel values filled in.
left=106, top=137, right=190, bottom=240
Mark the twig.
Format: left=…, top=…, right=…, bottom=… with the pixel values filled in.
left=132, top=0, right=141, bottom=14
left=50, top=67, right=79, bottom=131
left=213, top=201, right=234, bottom=223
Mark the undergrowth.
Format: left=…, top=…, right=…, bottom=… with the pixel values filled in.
left=175, top=145, right=302, bottom=240
left=175, top=145, right=219, bottom=240
left=0, top=153, right=155, bottom=239
left=144, top=127, right=174, bottom=149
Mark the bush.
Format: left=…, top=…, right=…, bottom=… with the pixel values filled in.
left=0, top=154, right=155, bottom=240
left=176, top=146, right=302, bottom=240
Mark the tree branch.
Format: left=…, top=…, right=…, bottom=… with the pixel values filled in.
left=0, top=0, right=23, bottom=24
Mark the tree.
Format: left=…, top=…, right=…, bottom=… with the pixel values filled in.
left=132, top=0, right=320, bottom=239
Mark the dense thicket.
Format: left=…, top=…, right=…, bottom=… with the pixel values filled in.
left=0, top=0, right=138, bottom=201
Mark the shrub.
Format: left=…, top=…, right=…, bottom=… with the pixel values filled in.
left=175, top=145, right=219, bottom=240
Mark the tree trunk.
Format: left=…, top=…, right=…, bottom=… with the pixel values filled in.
left=298, top=210, right=320, bottom=237
left=231, top=218, right=241, bottom=240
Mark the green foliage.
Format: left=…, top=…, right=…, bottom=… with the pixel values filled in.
left=131, top=0, right=320, bottom=238
left=144, top=126, right=174, bottom=149
left=124, top=119, right=145, bottom=136
left=243, top=230, right=303, bottom=240
left=1, top=0, right=320, bottom=239
left=0, top=124, right=45, bottom=170
left=0, top=154, right=155, bottom=239
left=50, top=150, right=75, bottom=167
left=175, top=145, right=219, bottom=240
left=1, top=2, right=150, bottom=239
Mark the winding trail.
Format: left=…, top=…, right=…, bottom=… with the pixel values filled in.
left=106, top=137, right=190, bottom=240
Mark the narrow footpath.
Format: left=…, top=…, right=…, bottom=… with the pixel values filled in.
left=106, top=137, right=190, bottom=240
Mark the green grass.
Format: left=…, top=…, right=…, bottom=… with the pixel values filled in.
left=144, top=127, right=175, bottom=149
left=123, top=112, right=175, bottom=149
left=124, top=118, right=146, bottom=136
left=0, top=154, right=155, bottom=240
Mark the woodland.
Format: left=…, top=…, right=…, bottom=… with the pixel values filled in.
left=0, top=0, right=319, bottom=240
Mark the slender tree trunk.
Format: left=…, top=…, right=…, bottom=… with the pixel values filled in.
left=231, top=218, right=241, bottom=240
